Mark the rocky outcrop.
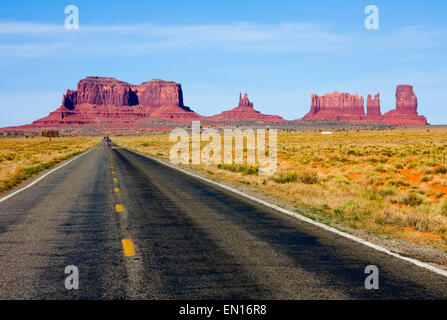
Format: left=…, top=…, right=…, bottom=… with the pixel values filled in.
left=207, top=93, right=285, bottom=122
left=133, top=79, right=184, bottom=107
left=3, top=78, right=430, bottom=131
left=382, top=85, right=428, bottom=126
left=61, top=77, right=187, bottom=109
left=8, top=78, right=285, bottom=130
left=303, top=85, right=428, bottom=126
left=303, top=92, right=365, bottom=121
left=366, top=93, right=382, bottom=121
left=31, top=77, right=201, bottom=127
left=62, top=77, right=138, bottom=107
left=396, top=85, right=418, bottom=113
left=238, top=92, right=254, bottom=108
left=22, top=79, right=285, bottom=128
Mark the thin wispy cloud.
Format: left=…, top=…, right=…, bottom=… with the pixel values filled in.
left=0, top=22, right=65, bottom=34
left=1, top=21, right=446, bottom=59
left=0, top=21, right=351, bottom=58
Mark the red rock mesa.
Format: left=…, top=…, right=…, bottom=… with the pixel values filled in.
left=303, top=92, right=365, bottom=122
left=14, top=78, right=285, bottom=130
left=208, top=93, right=285, bottom=123
left=30, top=77, right=202, bottom=127
left=303, top=85, right=428, bottom=126
left=2, top=78, right=429, bottom=131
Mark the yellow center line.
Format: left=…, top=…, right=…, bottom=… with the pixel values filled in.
left=121, top=239, right=136, bottom=257
left=114, top=187, right=120, bottom=192
left=115, top=204, right=124, bottom=212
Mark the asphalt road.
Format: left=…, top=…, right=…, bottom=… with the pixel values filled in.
left=0, top=141, right=447, bottom=299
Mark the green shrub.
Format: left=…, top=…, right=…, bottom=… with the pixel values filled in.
left=272, top=170, right=319, bottom=184
left=441, top=200, right=447, bottom=216
left=361, top=189, right=383, bottom=201
left=407, top=162, right=417, bottom=169
left=217, top=164, right=259, bottom=175
left=272, top=172, right=298, bottom=184
left=378, top=187, right=397, bottom=197
left=335, top=176, right=351, bottom=185
left=420, top=175, right=432, bottom=183
left=0, top=153, right=16, bottom=161
left=297, top=171, right=319, bottom=184
left=434, top=166, right=447, bottom=174
left=334, top=208, right=345, bottom=217
left=400, top=192, right=424, bottom=207
left=386, top=180, right=410, bottom=187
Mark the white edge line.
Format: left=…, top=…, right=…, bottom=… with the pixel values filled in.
left=125, top=147, right=447, bottom=279
left=0, top=146, right=96, bottom=204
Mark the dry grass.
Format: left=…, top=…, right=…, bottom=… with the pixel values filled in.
left=114, top=127, right=447, bottom=250
left=0, top=137, right=99, bottom=193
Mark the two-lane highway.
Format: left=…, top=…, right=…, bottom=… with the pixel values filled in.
left=0, top=142, right=447, bottom=299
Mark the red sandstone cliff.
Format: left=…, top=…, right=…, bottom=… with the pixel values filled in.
left=207, top=93, right=285, bottom=123
left=303, top=92, right=365, bottom=121
left=303, top=85, right=428, bottom=126
left=31, top=77, right=201, bottom=127
left=25, top=79, right=285, bottom=128
left=3, top=78, right=430, bottom=131
left=382, top=85, right=428, bottom=126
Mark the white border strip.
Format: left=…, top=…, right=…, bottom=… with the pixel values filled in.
left=126, top=147, right=447, bottom=278
left=0, top=146, right=96, bottom=204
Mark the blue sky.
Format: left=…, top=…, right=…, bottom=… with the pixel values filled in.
left=1, top=0, right=446, bottom=126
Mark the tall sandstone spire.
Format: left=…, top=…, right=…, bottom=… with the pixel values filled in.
left=238, top=92, right=254, bottom=108
left=382, top=85, right=427, bottom=126
left=366, top=93, right=382, bottom=121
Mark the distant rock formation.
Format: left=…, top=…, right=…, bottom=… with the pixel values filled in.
left=366, top=93, right=382, bottom=121
left=30, top=77, right=201, bottom=127
left=16, top=78, right=289, bottom=129
left=238, top=92, right=254, bottom=108
left=303, top=85, right=428, bottom=126
left=62, top=77, right=137, bottom=107
left=2, top=77, right=430, bottom=132
left=303, top=92, right=365, bottom=121
left=382, top=85, right=428, bottom=126
left=207, top=93, right=285, bottom=122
